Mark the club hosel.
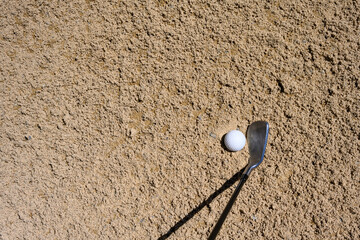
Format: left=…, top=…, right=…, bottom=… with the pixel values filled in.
left=244, top=162, right=256, bottom=176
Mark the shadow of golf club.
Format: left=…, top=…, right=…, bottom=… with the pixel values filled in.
left=158, top=166, right=245, bottom=240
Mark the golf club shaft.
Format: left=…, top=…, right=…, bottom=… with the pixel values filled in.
left=208, top=174, right=249, bottom=240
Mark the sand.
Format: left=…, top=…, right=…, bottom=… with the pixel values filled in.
left=0, top=0, right=359, bottom=239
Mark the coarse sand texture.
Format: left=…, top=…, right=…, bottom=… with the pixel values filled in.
left=0, top=0, right=359, bottom=239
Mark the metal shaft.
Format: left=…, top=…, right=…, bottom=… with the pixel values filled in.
left=208, top=174, right=249, bottom=240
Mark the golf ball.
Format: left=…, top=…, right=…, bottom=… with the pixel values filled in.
left=224, top=130, right=246, bottom=152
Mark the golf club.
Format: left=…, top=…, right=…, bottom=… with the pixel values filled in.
left=208, top=121, right=269, bottom=240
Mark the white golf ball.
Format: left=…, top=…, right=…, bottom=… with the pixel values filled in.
left=224, top=130, right=246, bottom=152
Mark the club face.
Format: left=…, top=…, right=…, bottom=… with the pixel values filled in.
left=246, top=121, right=269, bottom=173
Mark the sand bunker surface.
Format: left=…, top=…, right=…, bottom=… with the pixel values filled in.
left=1, top=1, right=359, bottom=239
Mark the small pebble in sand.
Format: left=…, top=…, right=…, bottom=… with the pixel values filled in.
left=25, top=136, right=32, bottom=140
left=209, top=132, right=216, bottom=138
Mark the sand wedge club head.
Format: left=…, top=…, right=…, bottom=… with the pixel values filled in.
left=208, top=121, right=269, bottom=240
left=244, top=121, right=269, bottom=175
